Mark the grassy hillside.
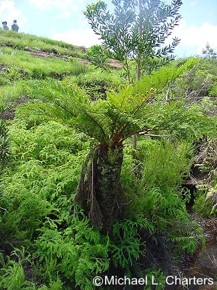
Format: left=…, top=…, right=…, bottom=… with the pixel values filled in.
left=0, top=32, right=217, bottom=290
left=0, top=30, right=86, bottom=57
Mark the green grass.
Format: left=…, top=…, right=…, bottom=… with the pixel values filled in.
left=62, top=69, right=123, bottom=99
left=0, top=47, right=88, bottom=83
left=0, top=81, right=24, bottom=108
left=0, top=30, right=86, bottom=58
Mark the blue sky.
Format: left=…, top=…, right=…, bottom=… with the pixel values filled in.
left=0, top=0, right=217, bottom=57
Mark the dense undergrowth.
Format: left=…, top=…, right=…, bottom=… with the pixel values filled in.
left=0, top=31, right=217, bottom=289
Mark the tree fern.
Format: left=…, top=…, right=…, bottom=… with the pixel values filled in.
left=16, top=58, right=207, bottom=232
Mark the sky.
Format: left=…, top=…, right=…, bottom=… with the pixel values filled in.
left=0, top=0, right=217, bottom=58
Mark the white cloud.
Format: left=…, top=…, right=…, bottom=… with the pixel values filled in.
left=173, top=20, right=217, bottom=57
left=188, top=0, right=198, bottom=7
left=52, top=10, right=101, bottom=48
left=28, top=0, right=80, bottom=15
left=52, top=28, right=101, bottom=47
left=0, top=0, right=27, bottom=30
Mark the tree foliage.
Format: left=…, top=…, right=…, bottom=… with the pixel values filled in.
left=18, top=59, right=197, bottom=144
left=85, top=0, right=182, bottom=81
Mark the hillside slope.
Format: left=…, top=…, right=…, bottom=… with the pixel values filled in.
left=0, top=30, right=86, bottom=57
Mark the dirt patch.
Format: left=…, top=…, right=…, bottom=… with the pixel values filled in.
left=26, top=50, right=123, bottom=69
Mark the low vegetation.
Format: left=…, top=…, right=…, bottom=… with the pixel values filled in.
left=0, top=30, right=86, bottom=57
left=0, top=26, right=217, bottom=290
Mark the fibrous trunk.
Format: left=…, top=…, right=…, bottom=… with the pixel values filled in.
left=75, top=143, right=124, bottom=233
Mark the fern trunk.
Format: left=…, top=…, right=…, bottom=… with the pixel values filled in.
left=75, top=143, right=124, bottom=233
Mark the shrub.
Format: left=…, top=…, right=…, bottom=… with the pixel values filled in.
left=34, top=214, right=109, bottom=290
left=86, top=45, right=108, bottom=69
left=110, top=216, right=154, bottom=272
left=133, top=187, right=204, bottom=254
left=0, top=260, right=26, bottom=290
left=139, top=139, right=192, bottom=191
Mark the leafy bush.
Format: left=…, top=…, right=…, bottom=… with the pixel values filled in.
left=9, top=120, right=88, bottom=163
left=34, top=214, right=109, bottom=290
left=110, top=216, right=154, bottom=271
left=151, top=100, right=217, bottom=140
left=0, top=182, right=52, bottom=248
left=0, top=120, right=88, bottom=251
left=86, top=45, right=108, bottom=69
left=126, top=187, right=204, bottom=257
left=0, top=260, right=27, bottom=290
left=139, top=139, right=192, bottom=190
